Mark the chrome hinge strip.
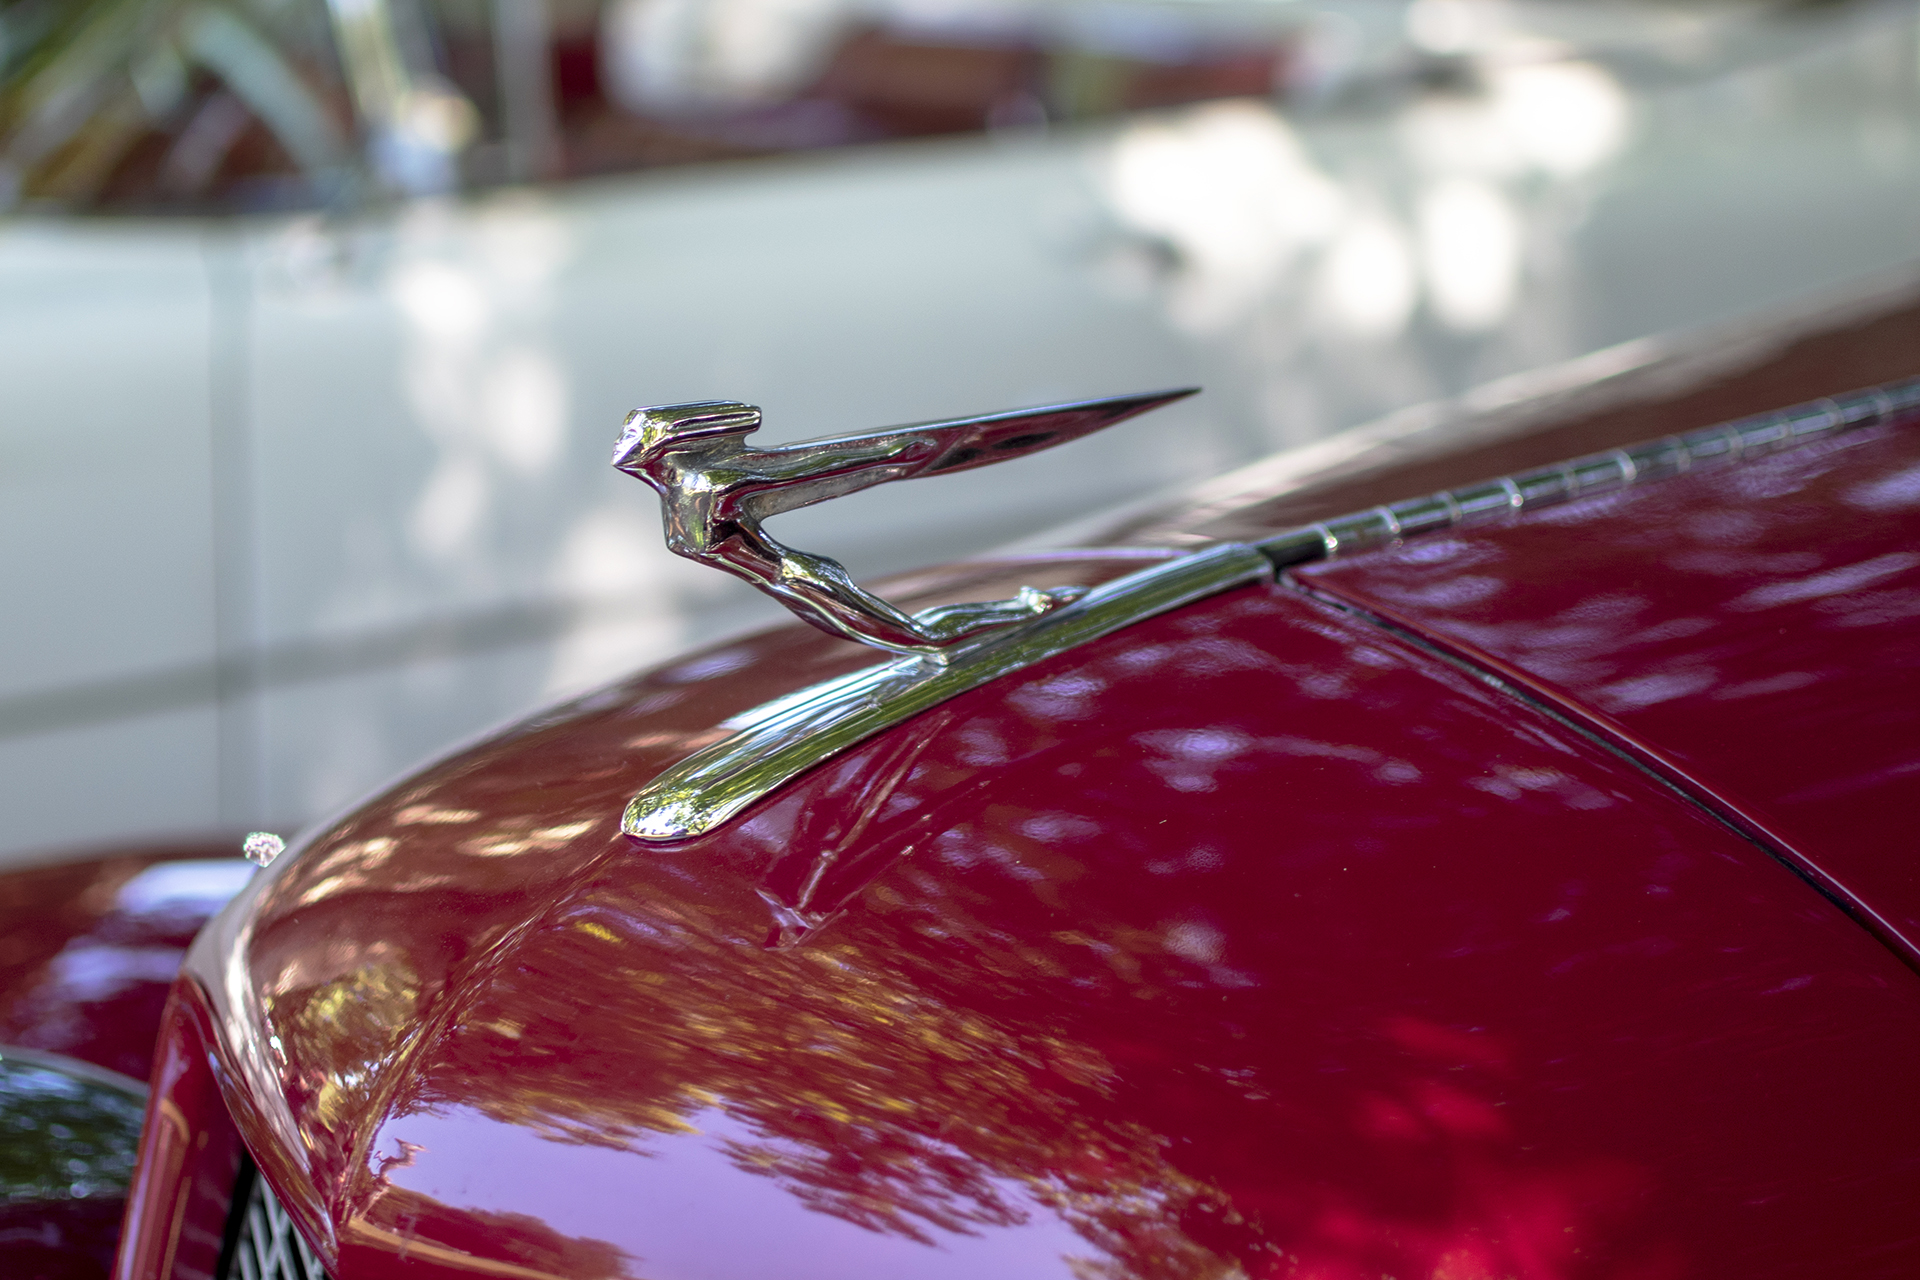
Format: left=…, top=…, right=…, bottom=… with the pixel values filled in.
left=1254, top=376, right=1920, bottom=567
left=623, top=542, right=1275, bottom=842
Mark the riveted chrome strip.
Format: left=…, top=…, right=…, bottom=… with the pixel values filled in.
left=623, top=542, right=1274, bottom=841
left=1257, top=376, right=1920, bottom=568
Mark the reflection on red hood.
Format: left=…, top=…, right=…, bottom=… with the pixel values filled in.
left=1302, top=416, right=1920, bottom=960
left=190, top=538, right=1920, bottom=1277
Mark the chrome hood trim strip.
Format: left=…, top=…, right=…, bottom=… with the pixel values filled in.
left=622, top=542, right=1275, bottom=841
left=1255, top=377, right=1920, bottom=568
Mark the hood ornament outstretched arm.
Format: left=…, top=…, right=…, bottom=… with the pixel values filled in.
left=612, top=389, right=1197, bottom=656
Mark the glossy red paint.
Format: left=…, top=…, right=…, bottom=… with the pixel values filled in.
left=159, top=556, right=1920, bottom=1278
left=115, top=987, right=246, bottom=1280
left=1299, top=416, right=1920, bottom=962
left=0, top=1198, right=128, bottom=1280
left=0, top=850, right=252, bottom=1280
left=0, top=847, right=254, bottom=1081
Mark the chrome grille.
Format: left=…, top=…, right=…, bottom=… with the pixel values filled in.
left=226, top=1173, right=329, bottom=1280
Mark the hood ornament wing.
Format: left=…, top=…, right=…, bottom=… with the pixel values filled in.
left=612, top=389, right=1197, bottom=656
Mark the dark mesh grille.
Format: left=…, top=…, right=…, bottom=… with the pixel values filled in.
left=224, top=1173, right=329, bottom=1280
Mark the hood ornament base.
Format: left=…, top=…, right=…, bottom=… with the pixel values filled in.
left=622, top=542, right=1274, bottom=842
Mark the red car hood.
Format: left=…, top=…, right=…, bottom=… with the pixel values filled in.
left=1301, top=414, right=1920, bottom=959
left=185, top=498, right=1920, bottom=1280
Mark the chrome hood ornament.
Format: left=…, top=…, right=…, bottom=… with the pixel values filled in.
left=613, top=389, right=1196, bottom=655
left=617, top=376, right=1920, bottom=844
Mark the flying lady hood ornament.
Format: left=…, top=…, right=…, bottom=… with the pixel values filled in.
left=612, top=389, right=1197, bottom=656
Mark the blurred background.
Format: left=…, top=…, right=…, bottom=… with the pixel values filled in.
left=3, top=0, right=1918, bottom=866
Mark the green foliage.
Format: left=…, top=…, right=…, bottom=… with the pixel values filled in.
left=0, top=1054, right=145, bottom=1205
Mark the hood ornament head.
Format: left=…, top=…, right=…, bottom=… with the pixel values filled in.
left=613, top=389, right=1197, bottom=657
